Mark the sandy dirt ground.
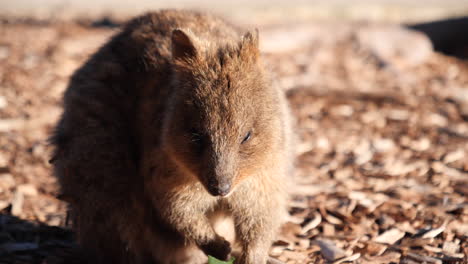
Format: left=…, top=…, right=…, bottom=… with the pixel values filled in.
left=0, top=6, right=467, bottom=264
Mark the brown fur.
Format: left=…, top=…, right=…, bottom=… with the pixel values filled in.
left=51, top=10, right=294, bottom=264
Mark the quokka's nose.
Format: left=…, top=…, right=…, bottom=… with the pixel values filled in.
left=217, top=182, right=231, bottom=196
left=207, top=179, right=232, bottom=197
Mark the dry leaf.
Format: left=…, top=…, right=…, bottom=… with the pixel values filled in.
left=374, top=228, right=405, bottom=244
left=301, top=212, right=322, bottom=234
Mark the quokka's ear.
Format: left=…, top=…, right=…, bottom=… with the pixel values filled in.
left=241, top=29, right=260, bottom=61
left=171, top=29, right=198, bottom=61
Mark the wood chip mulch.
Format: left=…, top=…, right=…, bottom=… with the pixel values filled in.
left=0, top=20, right=466, bottom=264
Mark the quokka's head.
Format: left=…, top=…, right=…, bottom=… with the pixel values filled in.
left=161, top=29, right=284, bottom=197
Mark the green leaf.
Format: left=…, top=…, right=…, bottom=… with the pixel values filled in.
left=207, top=255, right=235, bottom=264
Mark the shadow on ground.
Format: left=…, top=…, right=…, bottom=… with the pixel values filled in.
left=409, top=16, right=468, bottom=59
left=0, top=213, right=77, bottom=264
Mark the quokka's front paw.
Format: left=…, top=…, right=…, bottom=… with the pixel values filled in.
left=199, top=236, right=231, bottom=261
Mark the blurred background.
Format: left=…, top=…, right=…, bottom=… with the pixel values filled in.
left=0, top=1, right=467, bottom=264
left=2, top=0, right=468, bottom=24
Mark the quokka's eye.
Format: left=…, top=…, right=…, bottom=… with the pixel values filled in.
left=241, top=131, right=252, bottom=144
left=189, top=128, right=206, bottom=153
left=189, top=128, right=202, bottom=143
